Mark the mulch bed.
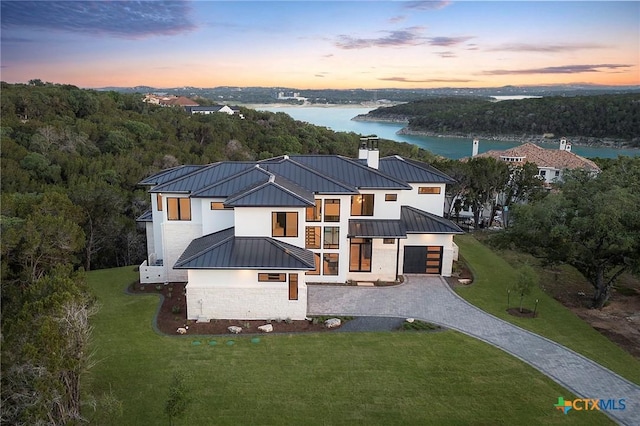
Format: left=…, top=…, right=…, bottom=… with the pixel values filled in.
left=128, top=282, right=331, bottom=336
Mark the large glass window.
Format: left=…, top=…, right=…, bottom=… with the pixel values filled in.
left=323, top=227, right=340, bottom=249
left=306, top=200, right=322, bottom=222
left=350, top=238, right=372, bottom=272
left=272, top=212, right=298, bottom=237
left=323, top=253, right=339, bottom=275
left=351, top=194, right=374, bottom=216
left=306, top=253, right=321, bottom=276
left=167, top=197, right=191, bottom=221
left=324, top=199, right=340, bottom=222
left=305, top=226, right=321, bottom=249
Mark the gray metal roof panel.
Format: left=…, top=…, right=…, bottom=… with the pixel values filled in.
left=174, top=230, right=315, bottom=270
left=149, top=162, right=255, bottom=193
left=260, top=158, right=358, bottom=194
left=289, top=155, right=412, bottom=190
left=224, top=180, right=314, bottom=207
left=401, top=206, right=464, bottom=234
left=136, top=210, right=153, bottom=222
left=139, top=165, right=207, bottom=186
left=191, top=166, right=271, bottom=198
left=348, top=219, right=407, bottom=238
left=378, top=156, right=456, bottom=184
left=359, top=156, right=455, bottom=183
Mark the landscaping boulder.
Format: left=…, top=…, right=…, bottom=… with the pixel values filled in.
left=258, top=324, right=273, bottom=333
left=324, top=318, right=341, bottom=328
left=228, top=326, right=242, bottom=334
left=405, top=318, right=415, bottom=323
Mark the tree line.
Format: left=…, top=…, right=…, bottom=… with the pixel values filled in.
left=0, top=81, right=436, bottom=424
left=367, top=95, right=640, bottom=143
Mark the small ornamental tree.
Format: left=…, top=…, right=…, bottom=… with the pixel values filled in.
left=513, top=264, right=538, bottom=313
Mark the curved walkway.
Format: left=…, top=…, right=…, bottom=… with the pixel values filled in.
left=307, top=275, right=640, bottom=426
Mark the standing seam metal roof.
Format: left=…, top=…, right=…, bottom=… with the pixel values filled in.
left=190, top=166, right=271, bottom=198
left=174, top=227, right=315, bottom=270
left=139, top=165, right=207, bottom=186
left=149, top=162, right=255, bottom=193
left=401, top=206, right=464, bottom=234
left=348, top=219, right=407, bottom=238
left=259, top=158, right=358, bottom=194
left=378, top=156, right=456, bottom=184
left=290, top=155, right=412, bottom=189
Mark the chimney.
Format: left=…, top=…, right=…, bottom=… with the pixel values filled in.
left=366, top=136, right=379, bottom=169
left=472, top=139, right=479, bottom=157
left=559, top=137, right=567, bottom=151
left=565, top=143, right=572, bottom=152
left=358, top=137, right=369, bottom=160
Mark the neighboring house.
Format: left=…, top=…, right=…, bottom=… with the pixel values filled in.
left=137, top=138, right=463, bottom=321
left=184, top=105, right=235, bottom=115
left=474, top=138, right=601, bottom=185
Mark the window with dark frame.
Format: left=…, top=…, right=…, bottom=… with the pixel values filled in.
left=323, top=253, right=339, bottom=275
left=349, top=238, right=372, bottom=272
left=385, top=194, right=397, bottom=202
left=323, top=227, right=340, bottom=249
left=210, top=202, right=231, bottom=210
left=258, top=273, right=286, bottom=282
left=383, top=238, right=395, bottom=244
left=306, top=199, right=322, bottom=222
left=305, top=226, right=321, bottom=249
left=167, top=197, right=191, bottom=220
left=289, top=274, right=298, bottom=300
left=272, top=212, right=298, bottom=237
left=418, top=187, right=441, bottom=195
left=157, top=193, right=163, bottom=211
left=324, top=199, right=340, bottom=222
left=351, top=194, right=374, bottom=216
left=306, top=253, right=321, bottom=275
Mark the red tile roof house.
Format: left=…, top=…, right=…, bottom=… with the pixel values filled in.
left=137, top=138, right=463, bottom=321
left=474, top=138, right=601, bottom=185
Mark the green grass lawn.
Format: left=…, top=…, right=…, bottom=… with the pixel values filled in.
left=454, top=233, right=640, bottom=385
left=85, top=266, right=612, bottom=425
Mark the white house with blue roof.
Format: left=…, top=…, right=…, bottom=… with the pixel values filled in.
left=137, top=139, right=463, bottom=321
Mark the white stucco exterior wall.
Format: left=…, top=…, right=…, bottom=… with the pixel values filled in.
left=200, top=199, right=235, bottom=235
left=401, top=183, right=446, bottom=216
left=185, top=269, right=307, bottom=320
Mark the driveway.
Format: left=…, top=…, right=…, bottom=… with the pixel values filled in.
left=308, top=275, right=640, bottom=426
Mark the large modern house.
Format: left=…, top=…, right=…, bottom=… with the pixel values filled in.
left=137, top=138, right=463, bottom=321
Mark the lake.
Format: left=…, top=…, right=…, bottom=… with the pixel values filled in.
left=258, top=106, right=639, bottom=159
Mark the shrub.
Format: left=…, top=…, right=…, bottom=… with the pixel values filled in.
left=171, top=305, right=181, bottom=314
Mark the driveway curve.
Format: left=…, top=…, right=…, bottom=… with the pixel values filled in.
left=307, top=275, right=640, bottom=426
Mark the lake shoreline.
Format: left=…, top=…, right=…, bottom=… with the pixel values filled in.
left=353, top=114, right=637, bottom=149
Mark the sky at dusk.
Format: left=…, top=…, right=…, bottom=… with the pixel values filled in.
left=1, top=1, right=638, bottom=89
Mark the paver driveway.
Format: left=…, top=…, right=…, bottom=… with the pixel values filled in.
left=308, top=275, right=640, bottom=426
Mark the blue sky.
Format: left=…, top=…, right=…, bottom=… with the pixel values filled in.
left=1, top=1, right=638, bottom=88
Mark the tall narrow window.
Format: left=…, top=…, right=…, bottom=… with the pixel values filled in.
left=350, top=238, right=372, bottom=272
left=167, top=197, right=191, bottom=221
left=323, top=227, right=340, bottom=249
left=306, top=253, right=321, bottom=276
left=272, top=212, right=298, bottom=237
left=306, top=200, right=322, bottom=222
left=351, top=194, right=374, bottom=216
left=324, top=199, right=340, bottom=222
left=323, top=253, right=339, bottom=275
left=156, top=194, right=163, bottom=211
left=289, top=274, right=298, bottom=300
left=305, top=226, right=321, bottom=249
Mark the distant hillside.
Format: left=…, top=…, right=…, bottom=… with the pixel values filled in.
left=356, top=95, right=640, bottom=146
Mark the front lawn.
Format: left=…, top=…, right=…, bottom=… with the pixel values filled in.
left=85, top=266, right=611, bottom=425
left=454, top=233, right=640, bottom=385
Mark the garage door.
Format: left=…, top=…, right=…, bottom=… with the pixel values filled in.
left=403, top=246, right=443, bottom=274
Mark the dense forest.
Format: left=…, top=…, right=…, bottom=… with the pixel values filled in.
left=365, top=95, right=640, bottom=144
left=1, top=81, right=438, bottom=271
